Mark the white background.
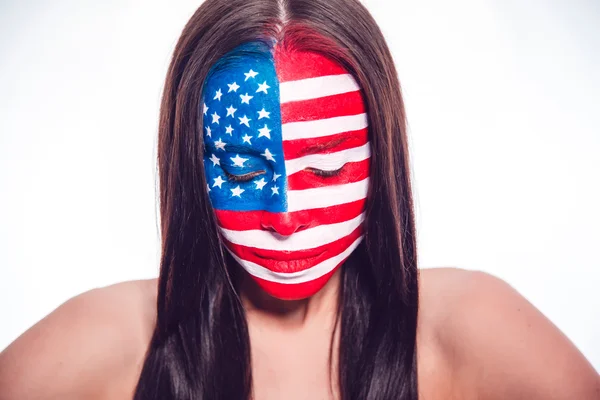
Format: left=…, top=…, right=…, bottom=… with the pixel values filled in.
left=1, top=0, right=598, bottom=371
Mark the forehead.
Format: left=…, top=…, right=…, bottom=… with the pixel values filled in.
left=201, top=43, right=366, bottom=152
left=202, top=44, right=281, bottom=154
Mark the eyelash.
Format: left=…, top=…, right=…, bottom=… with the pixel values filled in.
left=306, top=165, right=345, bottom=177
left=222, top=164, right=346, bottom=183
left=224, top=169, right=265, bottom=182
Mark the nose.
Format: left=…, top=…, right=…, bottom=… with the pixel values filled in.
left=260, top=211, right=310, bottom=236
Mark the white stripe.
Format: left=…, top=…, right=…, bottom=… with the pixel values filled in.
left=220, top=212, right=364, bottom=251
left=285, top=143, right=371, bottom=176
left=279, top=74, right=360, bottom=104
left=287, top=178, right=369, bottom=213
left=282, top=113, right=368, bottom=141
left=229, top=236, right=363, bottom=284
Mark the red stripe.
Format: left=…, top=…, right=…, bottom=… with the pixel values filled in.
left=252, top=263, right=342, bottom=300
left=283, top=128, right=368, bottom=160
left=274, top=48, right=347, bottom=82
left=215, top=199, right=365, bottom=231
left=287, top=159, right=371, bottom=190
left=224, top=227, right=362, bottom=273
left=280, top=90, right=365, bottom=123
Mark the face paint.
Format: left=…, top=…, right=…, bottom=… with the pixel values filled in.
left=202, top=42, right=370, bottom=300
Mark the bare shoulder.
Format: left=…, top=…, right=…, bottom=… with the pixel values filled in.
left=418, top=267, right=599, bottom=400
left=0, top=278, right=158, bottom=400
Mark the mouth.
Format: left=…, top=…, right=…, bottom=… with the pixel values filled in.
left=250, top=248, right=327, bottom=273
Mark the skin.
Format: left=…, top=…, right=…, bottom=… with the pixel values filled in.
left=0, top=267, right=598, bottom=399
left=202, top=46, right=371, bottom=300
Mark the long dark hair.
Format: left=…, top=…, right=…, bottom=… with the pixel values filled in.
left=133, top=0, right=419, bottom=398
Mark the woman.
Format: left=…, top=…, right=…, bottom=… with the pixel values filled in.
left=0, top=0, right=598, bottom=399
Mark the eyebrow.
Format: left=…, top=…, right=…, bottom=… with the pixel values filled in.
left=295, top=136, right=349, bottom=157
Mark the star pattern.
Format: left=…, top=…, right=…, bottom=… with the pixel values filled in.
left=226, top=105, right=237, bottom=117
left=239, top=115, right=251, bottom=127
left=231, top=185, right=245, bottom=197
left=255, top=178, right=267, bottom=190
left=240, top=93, right=253, bottom=104
left=214, top=138, right=226, bottom=151
left=244, top=69, right=259, bottom=81
left=202, top=60, right=285, bottom=205
left=231, top=154, right=249, bottom=167
left=262, top=148, right=276, bottom=162
left=227, top=82, right=240, bottom=92
left=257, top=108, right=270, bottom=119
left=213, top=176, right=225, bottom=188
left=214, top=89, right=223, bottom=101
left=256, top=81, right=270, bottom=94
left=258, top=125, right=271, bottom=139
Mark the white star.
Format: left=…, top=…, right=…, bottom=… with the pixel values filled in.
left=261, top=148, right=276, bottom=162
left=238, top=115, right=251, bottom=127
left=214, top=138, right=226, bottom=151
left=213, top=89, right=223, bottom=101
left=240, top=93, right=253, bottom=104
left=271, top=186, right=279, bottom=196
left=254, top=178, right=267, bottom=190
left=203, top=103, right=208, bottom=115
left=272, top=172, right=281, bottom=182
left=225, top=125, right=234, bottom=135
left=231, top=185, right=245, bottom=197
left=209, top=153, right=220, bottom=166
left=227, top=82, right=240, bottom=92
left=212, top=176, right=225, bottom=188
left=205, top=126, right=212, bottom=137
left=226, top=105, right=237, bottom=117
left=211, top=112, right=220, bottom=124
left=207, top=183, right=211, bottom=192
left=256, top=81, right=270, bottom=94
left=257, top=108, right=270, bottom=119
left=258, top=124, right=271, bottom=139
left=242, top=134, right=252, bottom=144
left=230, top=154, right=249, bottom=167
left=244, top=69, right=259, bottom=81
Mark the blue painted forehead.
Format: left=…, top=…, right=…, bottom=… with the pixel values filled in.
left=201, top=41, right=282, bottom=152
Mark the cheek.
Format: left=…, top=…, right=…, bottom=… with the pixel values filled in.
left=213, top=209, right=263, bottom=231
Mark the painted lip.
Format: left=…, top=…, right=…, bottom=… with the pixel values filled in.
left=250, top=248, right=328, bottom=273
left=252, top=248, right=325, bottom=261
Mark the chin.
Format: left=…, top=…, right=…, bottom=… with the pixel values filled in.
left=250, top=265, right=341, bottom=300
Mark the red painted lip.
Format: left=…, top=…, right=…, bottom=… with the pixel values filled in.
left=249, top=248, right=328, bottom=273
left=252, top=249, right=325, bottom=262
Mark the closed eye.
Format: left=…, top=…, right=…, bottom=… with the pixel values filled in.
left=223, top=169, right=265, bottom=182
left=305, top=164, right=346, bottom=177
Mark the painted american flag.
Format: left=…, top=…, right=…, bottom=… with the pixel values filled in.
left=203, top=45, right=370, bottom=299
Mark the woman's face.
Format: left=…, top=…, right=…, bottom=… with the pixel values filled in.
left=202, top=45, right=370, bottom=300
